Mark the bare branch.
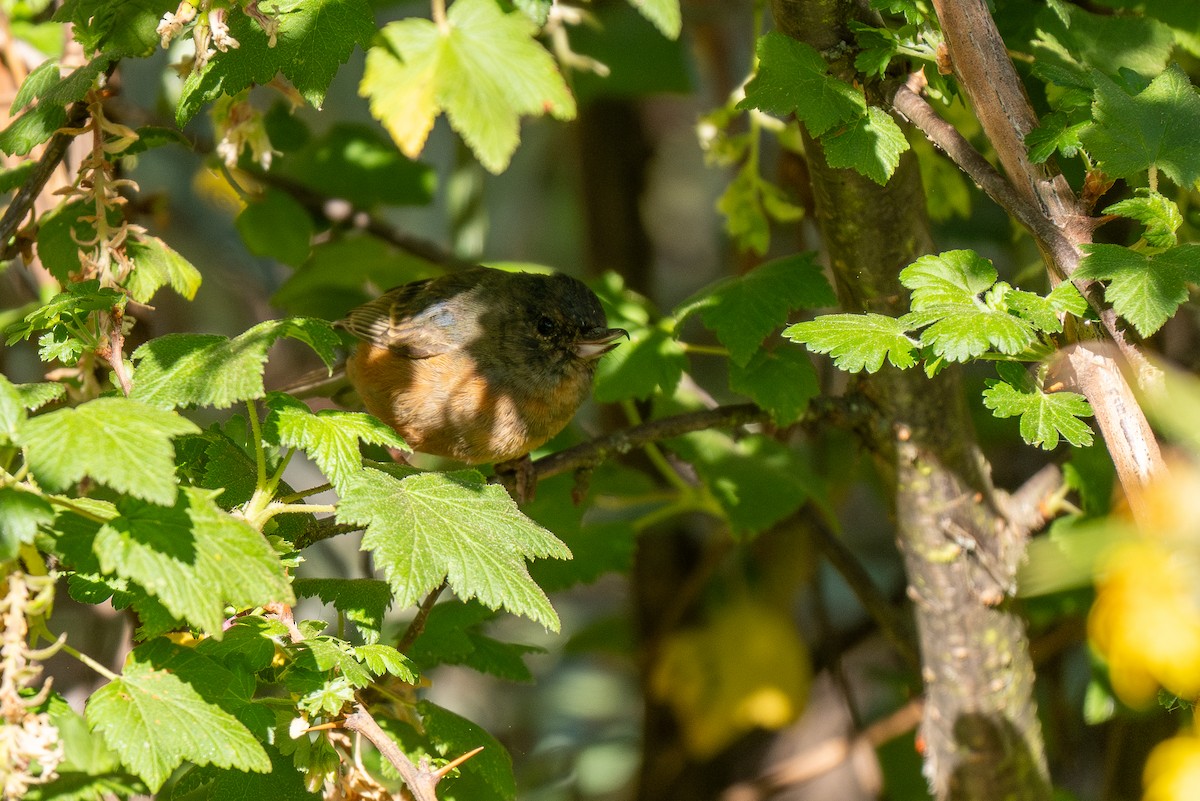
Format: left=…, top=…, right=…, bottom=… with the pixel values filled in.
left=343, top=703, right=439, bottom=801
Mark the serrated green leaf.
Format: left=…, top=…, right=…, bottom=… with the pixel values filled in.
left=904, top=304, right=1036, bottom=361
left=674, top=254, right=836, bottom=366
left=263, top=393, right=408, bottom=493
left=982, top=369, right=1094, bottom=450
left=627, top=0, right=681, bottom=38
left=738, top=32, right=865, bottom=137
left=406, top=600, right=539, bottom=681
left=16, top=398, right=198, bottom=504
left=1075, top=243, right=1200, bottom=336
left=12, top=61, right=63, bottom=113
left=1004, top=289, right=1063, bottom=333
left=1081, top=66, right=1200, bottom=187
left=901, top=249, right=997, bottom=307
left=821, top=105, right=909, bottom=185
left=176, top=0, right=375, bottom=124
left=728, top=347, right=818, bottom=425
left=338, top=468, right=570, bottom=630
left=354, top=644, right=417, bottom=682
left=715, top=162, right=804, bottom=255
left=5, top=280, right=126, bottom=349
left=293, top=577, right=392, bottom=645
left=1026, top=111, right=1087, bottom=163
left=93, top=489, right=294, bottom=635
left=195, top=616, right=285, bottom=673
left=1103, top=190, right=1182, bottom=249
left=289, top=637, right=373, bottom=690
left=1047, top=281, right=1089, bottom=317
left=87, top=641, right=270, bottom=791
left=125, top=235, right=203, bottom=303
left=360, top=0, right=575, bottom=174
left=14, top=381, right=66, bottom=412
left=784, top=313, right=917, bottom=373
left=592, top=325, right=686, bottom=402
left=0, top=488, right=53, bottom=561
left=0, top=58, right=109, bottom=155
left=130, top=318, right=340, bottom=409
left=54, top=0, right=173, bottom=57
left=160, top=741, right=318, bottom=801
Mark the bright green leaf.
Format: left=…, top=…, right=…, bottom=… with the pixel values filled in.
left=675, top=254, right=836, bottom=366
left=53, top=0, right=173, bottom=57
left=176, top=0, right=375, bottom=124
left=263, top=392, right=408, bottom=492
left=87, top=642, right=270, bottom=791
left=0, top=374, right=23, bottom=444
left=592, top=325, right=687, bottom=402
left=900, top=249, right=997, bottom=307
left=130, top=318, right=340, bottom=410
left=1075, top=243, right=1200, bottom=336
left=983, top=367, right=1094, bottom=449
left=125, top=235, right=203, bottom=303
left=0, top=488, right=54, bottom=561
left=14, top=382, right=66, bottom=413
left=360, top=0, right=575, bottom=173
left=16, top=398, right=199, bottom=505
left=354, top=644, right=417, bottom=682
left=728, top=347, right=818, bottom=425
left=1026, top=111, right=1087, bottom=163
left=821, top=105, right=909, bottom=186
left=0, top=58, right=109, bottom=156
left=1080, top=66, right=1200, bottom=187
left=406, top=600, right=540, bottom=681
left=1103, top=190, right=1182, bottom=249
left=93, top=489, right=294, bottom=635
left=338, top=468, right=571, bottom=630
left=784, top=313, right=917, bottom=373
left=738, top=32, right=865, bottom=137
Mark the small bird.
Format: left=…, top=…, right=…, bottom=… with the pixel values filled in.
left=336, top=267, right=626, bottom=466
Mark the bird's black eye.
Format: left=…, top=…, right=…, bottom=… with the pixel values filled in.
left=536, top=315, right=555, bottom=336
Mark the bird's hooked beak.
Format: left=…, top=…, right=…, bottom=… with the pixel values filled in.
left=575, top=327, right=629, bottom=360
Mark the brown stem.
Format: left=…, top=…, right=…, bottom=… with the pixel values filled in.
left=397, top=581, right=446, bottom=653
left=343, top=703, right=439, bottom=801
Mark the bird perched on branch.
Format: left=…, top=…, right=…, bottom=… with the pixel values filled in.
left=335, top=267, right=626, bottom=469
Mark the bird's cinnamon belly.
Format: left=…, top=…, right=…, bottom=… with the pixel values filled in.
left=347, top=344, right=589, bottom=464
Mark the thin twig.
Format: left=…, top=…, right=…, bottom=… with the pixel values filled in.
left=343, top=703, right=438, bottom=801
left=397, top=581, right=446, bottom=653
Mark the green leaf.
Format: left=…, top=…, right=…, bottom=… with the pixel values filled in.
left=564, top=1, right=692, bottom=102
left=738, top=32, right=865, bottom=137
left=53, top=0, right=174, bottom=57
left=0, top=374, right=24, bottom=444
left=982, top=365, right=1094, bottom=449
left=338, top=468, right=571, bottom=630
left=901, top=249, right=995, bottom=307
left=176, top=0, right=375, bottom=124
left=406, top=600, right=540, bottom=681
left=196, top=616, right=285, bottom=673
left=784, top=313, right=917, bottom=373
left=93, top=489, right=294, bottom=635
left=235, top=189, right=314, bottom=268
left=1075, top=243, right=1200, bottom=336
left=130, top=318, right=340, bottom=409
left=669, top=431, right=818, bottom=535
left=87, top=641, right=270, bottom=791
left=125, top=235, right=203, bottom=303
left=354, top=644, right=417, bottom=682
left=715, top=161, right=804, bottom=255
left=821, top=105, right=909, bottom=185
left=161, top=742, right=319, bottom=801
left=1081, top=66, right=1200, bottom=187
left=12, top=60, right=63, bottom=113
left=263, top=393, right=408, bottom=493
left=728, top=347, right=818, bottom=425
left=1026, top=111, right=1087, bottom=163
left=360, top=0, right=575, bottom=173
left=627, top=0, right=681, bottom=38
left=674, top=254, right=836, bottom=366
left=273, top=123, right=437, bottom=209
left=293, top=578, right=392, bottom=644
left=1047, top=281, right=1089, bottom=317
left=14, top=382, right=66, bottom=412
left=592, top=324, right=686, bottom=403
left=0, top=488, right=53, bottom=561
left=4, top=280, right=125, bottom=349
left=1103, top=190, right=1182, bottom=249
left=0, top=58, right=109, bottom=155
left=16, top=398, right=199, bottom=505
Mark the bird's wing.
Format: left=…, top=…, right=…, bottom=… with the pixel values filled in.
left=336, top=275, right=475, bottom=359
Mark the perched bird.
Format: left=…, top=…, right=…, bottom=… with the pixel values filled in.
left=336, top=267, right=626, bottom=466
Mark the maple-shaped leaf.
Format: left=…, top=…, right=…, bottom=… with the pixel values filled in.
left=1080, top=66, right=1200, bottom=187
left=176, top=0, right=375, bottom=124
left=130, top=318, right=340, bottom=410
left=821, top=106, right=910, bottom=186
left=898, top=251, right=1039, bottom=361
left=784, top=313, right=917, bottom=373
left=738, top=31, right=865, bottom=137
left=1075, top=243, right=1200, bottom=336
left=93, top=489, right=295, bottom=635
left=674, top=254, right=836, bottom=366
left=983, top=363, right=1094, bottom=450
left=263, top=393, right=408, bottom=493
left=360, top=0, right=575, bottom=174
left=86, top=640, right=269, bottom=791
left=1103, top=190, right=1183, bottom=249
left=337, top=468, right=571, bottom=630
left=16, top=398, right=199, bottom=505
